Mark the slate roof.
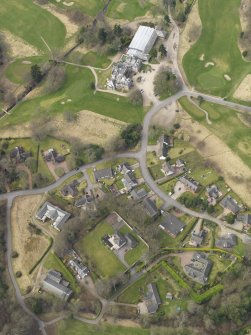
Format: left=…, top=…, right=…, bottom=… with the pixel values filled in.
left=145, top=283, right=161, bottom=314
left=184, top=252, right=212, bottom=284
left=125, top=233, right=138, bottom=249
left=206, top=185, right=220, bottom=199
left=179, top=176, right=199, bottom=192
left=94, top=167, right=113, bottom=181
left=159, top=213, right=185, bottom=237
left=215, top=234, right=237, bottom=249
left=131, top=188, right=148, bottom=200
left=236, top=213, right=251, bottom=225
left=143, top=198, right=158, bottom=218
left=75, top=194, right=94, bottom=208
left=36, top=201, right=70, bottom=231
left=122, top=171, right=137, bottom=191
left=220, top=195, right=241, bottom=214
left=61, top=180, right=79, bottom=197
left=42, top=270, right=72, bottom=301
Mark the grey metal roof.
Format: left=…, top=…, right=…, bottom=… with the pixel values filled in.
left=159, top=213, right=185, bottom=237
left=127, top=26, right=158, bottom=60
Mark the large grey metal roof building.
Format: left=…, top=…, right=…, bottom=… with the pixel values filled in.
left=127, top=25, right=158, bottom=61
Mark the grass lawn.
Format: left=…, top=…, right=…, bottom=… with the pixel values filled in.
left=0, top=0, right=65, bottom=52
left=179, top=97, right=251, bottom=169
left=0, top=66, right=143, bottom=131
left=149, top=164, right=164, bottom=180
left=44, top=252, right=78, bottom=292
left=169, top=139, right=195, bottom=160
left=119, top=225, right=148, bottom=266
left=5, top=56, right=46, bottom=85
left=106, top=0, right=155, bottom=20
left=182, top=0, right=251, bottom=97
left=208, top=254, right=231, bottom=282
left=57, top=319, right=150, bottom=335
left=76, top=221, right=126, bottom=278
left=233, top=238, right=246, bottom=257
left=81, top=51, right=111, bottom=69
left=160, top=178, right=177, bottom=194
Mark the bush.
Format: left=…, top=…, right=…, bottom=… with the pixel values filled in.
left=129, top=89, right=143, bottom=106
left=15, top=271, right=22, bottom=278
left=11, top=251, right=19, bottom=258
left=153, top=66, right=181, bottom=98
left=121, top=123, right=142, bottom=149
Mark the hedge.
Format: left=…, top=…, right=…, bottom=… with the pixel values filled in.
left=29, top=237, right=53, bottom=274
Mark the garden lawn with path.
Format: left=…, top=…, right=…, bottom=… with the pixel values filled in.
left=0, top=66, right=143, bottom=131
left=183, top=0, right=251, bottom=97
left=76, top=221, right=126, bottom=278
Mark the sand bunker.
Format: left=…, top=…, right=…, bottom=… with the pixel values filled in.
left=63, top=1, right=74, bottom=6
left=1, top=31, right=39, bottom=58
left=224, top=74, right=231, bottom=81
left=199, top=54, right=205, bottom=61
left=205, top=62, right=215, bottom=68
left=22, top=60, right=32, bottom=65
left=233, top=74, right=251, bottom=101
left=35, top=2, right=79, bottom=38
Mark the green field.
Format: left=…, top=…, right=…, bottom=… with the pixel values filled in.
left=48, top=0, right=155, bottom=20
left=44, top=252, right=78, bottom=292
left=77, top=221, right=126, bottom=278
left=5, top=56, right=46, bottom=85
left=57, top=319, right=150, bottom=335
left=0, top=0, right=66, bottom=52
left=0, top=65, right=143, bottom=131
left=81, top=51, right=111, bottom=69
left=179, top=97, right=251, bottom=168
left=183, top=0, right=251, bottom=97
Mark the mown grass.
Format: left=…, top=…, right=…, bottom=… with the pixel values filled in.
left=183, top=0, right=251, bottom=97
left=48, top=0, right=155, bottom=20
left=179, top=97, right=251, bottom=168
left=0, top=0, right=66, bottom=52
left=5, top=56, right=46, bottom=85
left=57, top=319, right=150, bottom=335
left=0, top=65, right=143, bottom=130
left=76, top=221, right=126, bottom=278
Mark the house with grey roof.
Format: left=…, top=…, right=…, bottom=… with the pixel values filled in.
left=131, top=188, right=148, bottom=201
left=125, top=233, right=138, bottom=249
left=220, top=195, right=241, bottom=214
left=184, top=252, right=212, bottom=284
left=36, top=201, right=70, bottom=231
left=94, top=167, right=114, bottom=182
left=108, top=231, right=127, bottom=250
left=215, top=234, right=237, bottom=249
left=119, top=163, right=132, bottom=175
left=143, top=198, right=159, bottom=219
left=161, top=162, right=175, bottom=177
left=179, top=176, right=199, bottom=193
left=144, top=283, right=161, bottom=314
left=75, top=194, right=94, bottom=208
left=159, top=213, right=185, bottom=238
left=61, top=180, right=79, bottom=197
left=68, top=259, right=89, bottom=279
left=158, top=135, right=173, bottom=160
left=42, top=270, right=72, bottom=301
left=10, top=146, right=32, bottom=163
left=189, top=230, right=205, bottom=247
left=236, top=213, right=251, bottom=226
left=122, top=171, right=137, bottom=192
left=44, top=148, right=65, bottom=163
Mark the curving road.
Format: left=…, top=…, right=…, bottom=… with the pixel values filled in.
left=3, top=9, right=251, bottom=335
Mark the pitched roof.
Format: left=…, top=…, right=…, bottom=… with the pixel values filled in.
left=36, top=201, right=70, bottom=231
left=145, top=283, right=161, bottom=314
left=159, top=213, right=185, bottom=237
left=184, top=252, right=212, bottom=284
left=179, top=176, right=199, bottom=192
left=131, top=188, right=148, bottom=200
left=42, top=270, right=72, bottom=301
left=94, top=167, right=113, bottom=181
left=143, top=198, right=158, bottom=218
left=220, top=195, right=241, bottom=214
left=215, top=234, right=237, bottom=249
left=236, top=213, right=251, bottom=225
